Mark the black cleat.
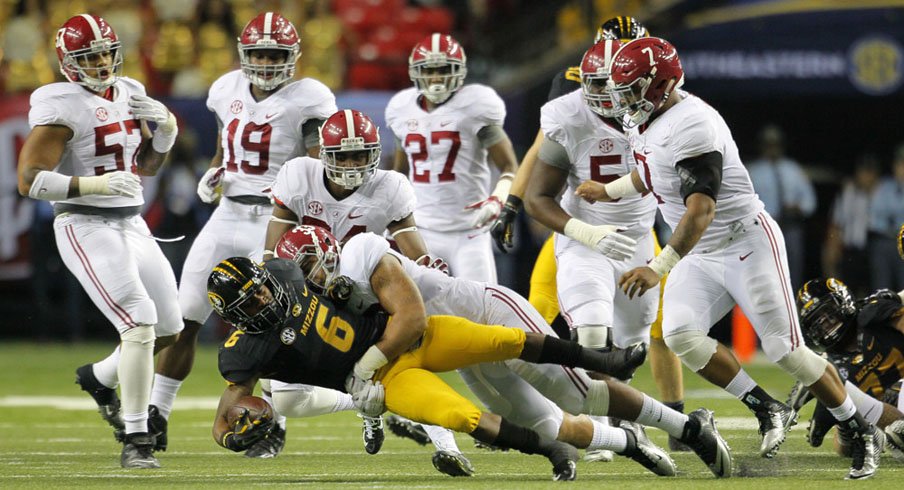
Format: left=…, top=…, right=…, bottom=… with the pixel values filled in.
left=754, top=400, right=797, bottom=458
left=75, top=364, right=125, bottom=439
left=432, top=450, right=475, bottom=477
left=847, top=426, right=883, bottom=480
left=385, top=414, right=432, bottom=446
left=593, top=343, right=647, bottom=380
left=681, top=408, right=732, bottom=478
left=806, top=402, right=836, bottom=448
left=147, top=405, right=168, bottom=452
left=121, top=432, right=160, bottom=469
left=786, top=380, right=814, bottom=412
left=542, top=439, right=578, bottom=481
left=244, top=426, right=286, bottom=458
left=474, top=439, right=510, bottom=451
left=667, top=435, right=692, bottom=452
left=360, top=414, right=384, bottom=455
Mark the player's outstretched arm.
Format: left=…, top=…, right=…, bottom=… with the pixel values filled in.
left=263, top=204, right=299, bottom=260
left=490, top=129, right=544, bottom=252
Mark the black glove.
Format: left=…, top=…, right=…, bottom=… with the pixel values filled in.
left=222, top=409, right=275, bottom=452
left=326, top=275, right=355, bottom=308
left=490, top=195, right=522, bottom=254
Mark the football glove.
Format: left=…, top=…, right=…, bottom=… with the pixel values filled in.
left=415, top=254, right=450, bottom=275
left=78, top=171, right=142, bottom=198
left=222, top=408, right=275, bottom=452
left=351, top=380, right=386, bottom=417
left=128, top=94, right=171, bottom=125
left=490, top=195, right=522, bottom=253
left=326, top=275, right=354, bottom=307
left=197, top=167, right=225, bottom=203
left=465, top=196, right=503, bottom=230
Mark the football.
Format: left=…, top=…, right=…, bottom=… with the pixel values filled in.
left=226, top=395, right=273, bottom=426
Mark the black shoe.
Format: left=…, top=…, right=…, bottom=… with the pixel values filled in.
left=754, top=400, right=797, bottom=458
left=786, top=380, right=814, bottom=412
left=619, top=422, right=677, bottom=476
left=474, top=439, right=510, bottom=452
left=360, top=415, right=384, bottom=455
left=432, top=450, right=475, bottom=477
left=75, top=364, right=125, bottom=439
left=147, top=405, right=168, bottom=452
left=847, top=426, right=884, bottom=480
left=539, top=439, right=578, bottom=481
left=806, top=402, right=836, bottom=448
left=121, top=432, right=160, bottom=469
left=386, top=414, right=431, bottom=446
left=595, top=343, right=647, bottom=380
left=244, top=426, right=286, bottom=458
left=668, top=435, right=692, bottom=452
left=681, top=408, right=732, bottom=478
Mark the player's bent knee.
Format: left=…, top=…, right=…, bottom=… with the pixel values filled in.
left=776, top=347, right=828, bottom=386
left=582, top=380, right=610, bottom=416
left=664, top=330, right=717, bottom=372
left=120, top=324, right=155, bottom=345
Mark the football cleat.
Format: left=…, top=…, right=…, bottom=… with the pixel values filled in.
left=474, top=439, right=510, bottom=451
left=385, top=414, right=432, bottom=446
left=432, top=450, right=475, bottom=477
left=786, top=380, right=815, bottom=412
left=668, top=435, right=692, bottom=452
left=147, top=405, right=168, bottom=452
left=121, top=433, right=160, bottom=469
left=583, top=448, right=614, bottom=462
left=884, top=419, right=904, bottom=462
left=806, top=402, right=836, bottom=448
left=546, top=440, right=579, bottom=481
left=600, top=343, right=647, bottom=381
left=75, top=363, right=125, bottom=440
left=755, top=400, right=798, bottom=458
left=244, top=426, right=286, bottom=458
left=681, top=408, right=732, bottom=478
left=619, top=422, right=677, bottom=476
left=846, top=426, right=884, bottom=480
left=360, top=414, right=384, bottom=455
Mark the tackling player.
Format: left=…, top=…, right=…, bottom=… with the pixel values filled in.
left=576, top=37, right=885, bottom=479
left=18, top=14, right=181, bottom=468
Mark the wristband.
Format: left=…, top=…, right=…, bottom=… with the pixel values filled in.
left=504, top=194, right=523, bottom=211
left=28, top=170, right=71, bottom=201
left=603, top=173, right=640, bottom=199
left=648, top=245, right=681, bottom=277
left=563, top=218, right=595, bottom=249
left=78, top=175, right=109, bottom=196
left=354, top=345, right=389, bottom=380
left=390, top=226, right=418, bottom=238
left=151, top=112, right=178, bottom=153
left=491, top=175, right=513, bottom=201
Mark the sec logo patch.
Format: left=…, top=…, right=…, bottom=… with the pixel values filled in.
left=307, top=201, right=323, bottom=216
left=599, top=138, right=614, bottom=153
left=230, top=100, right=243, bottom=114
left=280, top=327, right=297, bottom=345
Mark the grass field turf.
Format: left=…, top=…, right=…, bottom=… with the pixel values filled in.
left=0, top=342, right=901, bottom=488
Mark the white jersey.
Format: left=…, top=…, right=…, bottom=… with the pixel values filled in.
left=28, top=78, right=147, bottom=208
left=541, top=90, right=656, bottom=239
left=206, top=70, right=336, bottom=197
left=385, top=84, right=506, bottom=232
left=270, top=157, right=416, bottom=243
left=626, top=92, right=765, bottom=252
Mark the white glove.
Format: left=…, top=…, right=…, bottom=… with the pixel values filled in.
left=128, top=95, right=171, bottom=125
left=345, top=371, right=369, bottom=398
left=351, top=380, right=386, bottom=417
left=465, top=196, right=503, bottom=229
left=78, top=171, right=142, bottom=198
left=564, top=219, right=637, bottom=261
left=415, top=254, right=450, bottom=275
left=197, top=167, right=225, bottom=203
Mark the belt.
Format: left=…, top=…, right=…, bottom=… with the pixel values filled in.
left=225, top=195, right=272, bottom=206
left=54, top=203, right=141, bottom=218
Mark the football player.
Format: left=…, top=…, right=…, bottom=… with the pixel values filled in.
left=576, top=37, right=885, bottom=479
left=276, top=225, right=738, bottom=478
left=151, top=11, right=338, bottom=459
left=791, top=279, right=904, bottom=459
left=207, top=256, right=725, bottom=481
left=490, top=16, right=688, bottom=453
left=17, top=14, right=181, bottom=468
left=386, top=33, right=519, bottom=283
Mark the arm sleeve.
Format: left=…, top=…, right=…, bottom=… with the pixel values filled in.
left=537, top=136, right=572, bottom=170
left=675, top=151, right=723, bottom=202
left=476, top=125, right=506, bottom=148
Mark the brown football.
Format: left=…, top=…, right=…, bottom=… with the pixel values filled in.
left=226, top=395, right=273, bottom=426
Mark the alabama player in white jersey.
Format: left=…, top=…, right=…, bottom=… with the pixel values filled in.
left=276, top=225, right=737, bottom=479
left=151, top=12, right=337, bottom=458
left=386, top=33, right=519, bottom=283
left=17, top=14, right=180, bottom=469
left=576, top=37, right=885, bottom=479
left=526, top=39, right=658, bottom=358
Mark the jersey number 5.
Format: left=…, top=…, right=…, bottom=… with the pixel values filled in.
left=225, top=119, right=272, bottom=175
left=93, top=120, right=141, bottom=175
left=404, top=131, right=460, bottom=183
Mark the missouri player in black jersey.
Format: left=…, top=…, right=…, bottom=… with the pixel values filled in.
left=207, top=257, right=730, bottom=480
left=789, top=278, right=904, bottom=459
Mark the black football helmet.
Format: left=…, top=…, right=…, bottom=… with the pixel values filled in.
left=797, top=278, right=858, bottom=352
left=207, top=257, right=292, bottom=334
left=596, top=15, right=649, bottom=43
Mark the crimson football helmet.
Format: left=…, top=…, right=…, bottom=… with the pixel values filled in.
left=408, top=33, right=467, bottom=104
left=608, top=37, right=685, bottom=128
left=595, top=15, right=649, bottom=43
left=238, top=12, right=301, bottom=91
left=580, top=39, right=622, bottom=118
left=319, top=109, right=381, bottom=189
left=55, top=14, right=122, bottom=92
left=275, top=225, right=341, bottom=293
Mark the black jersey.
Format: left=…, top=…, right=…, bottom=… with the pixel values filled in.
left=832, top=295, right=904, bottom=400
left=548, top=61, right=581, bottom=101
left=217, top=259, right=388, bottom=392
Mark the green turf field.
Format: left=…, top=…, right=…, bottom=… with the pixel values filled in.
left=0, top=342, right=900, bottom=488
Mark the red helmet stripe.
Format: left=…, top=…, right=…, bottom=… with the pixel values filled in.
left=343, top=109, right=356, bottom=138
left=263, top=12, right=273, bottom=41
left=79, top=14, right=103, bottom=42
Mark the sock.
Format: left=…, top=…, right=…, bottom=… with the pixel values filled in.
left=844, top=381, right=883, bottom=425
left=588, top=418, right=627, bottom=452
left=123, top=410, right=149, bottom=435
left=664, top=400, right=685, bottom=414
left=334, top=392, right=355, bottom=412
left=634, top=394, right=689, bottom=439
left=262, top=391, right=287, bottom=430
left=536, top=335, right=629, bottom=374
left=724, top=369, right=757, bottom=399
left=740, top=386, right=778, bottom=413
left=149, top=374, right=182, bottom=420
left=827, top=396, right=858, bottom=422
left=492, top=417, right=544, bottom=455
left=93, top=346, right=121, bottom=389
left=119, top=328, right=154, bottom=435
left=424, top=425, right=460, bottom=453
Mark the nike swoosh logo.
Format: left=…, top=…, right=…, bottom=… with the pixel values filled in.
left=348, top=212, right=364, bottom=219
left=440, top=121, right=453, bottom=127
left=643, top=149, right=652, bottom=155
left=646, top=258, right=653, bottom=264
left=739, top=252, right=753, bottom=261
left=265, top=113, right=277, bottom=119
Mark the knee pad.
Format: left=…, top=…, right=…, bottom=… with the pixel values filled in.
left=575, top=324, right=611, bottom=350
left=776, top=347, right=828, bottom=386
left=664, top=330, right=717, bottom=372
left=272, top=386, right=342, bottom=418
left=582, top=380, right=610, bottom=416
left=120, top=325, right=155, bottom=345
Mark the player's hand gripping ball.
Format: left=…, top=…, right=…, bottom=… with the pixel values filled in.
left=223, top=395, right=276, bottom=451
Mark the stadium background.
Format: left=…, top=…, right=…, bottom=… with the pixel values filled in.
left=1, top=0, right=903, bottom=346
